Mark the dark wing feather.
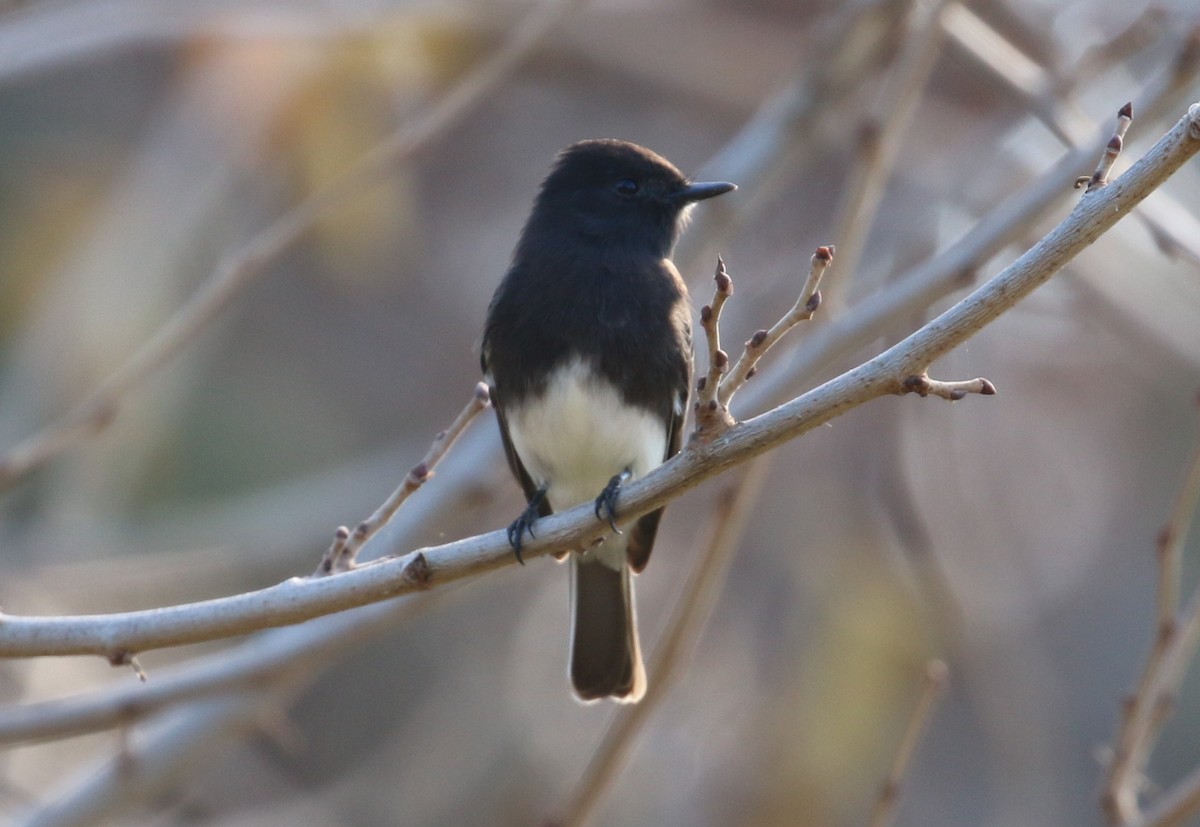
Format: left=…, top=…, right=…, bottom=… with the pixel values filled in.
left=489, top=384, right=553, bottom=517
left=626, top=302, right=691, bottom=574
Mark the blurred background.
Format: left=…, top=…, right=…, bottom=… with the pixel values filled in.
left=1, top=0, right=1200, bottom=824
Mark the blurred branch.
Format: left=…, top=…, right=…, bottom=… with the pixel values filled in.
left=825, top=0, right=950, bottom=308
left=0, top=0, right=587, bottom=495
left=1, top=100, right=1195, bottom=661
left=684, top=0, right=917, bottom=257
left=737, top=53, right=1200, bottom=418
left=941, top=2, right=1089, bottom=144
left=11, top=693, right=270, bottom=827
left=867, top=659, right=949, bottom=827
left=947, top=11, right=1200, bottom=261
left=0, top=384, right=483, bottom=745
left=1141, top=763, right=1200, bottom=827
left=0, top=593, right=439, bottom=746
left=554, top=457, right=771, bottom=827
left=1104, top=397, right=1200, bottom=827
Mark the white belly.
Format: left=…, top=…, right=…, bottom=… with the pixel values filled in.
left=506, top=357, right=668, bottom=514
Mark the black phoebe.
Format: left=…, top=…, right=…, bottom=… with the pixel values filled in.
left=481, top=139, right=735, bottom=702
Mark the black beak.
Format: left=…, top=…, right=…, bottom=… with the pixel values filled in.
left=673, top=181, right=737, bottom=203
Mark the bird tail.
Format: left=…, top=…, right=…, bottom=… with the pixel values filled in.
left=568, top=545, right=645, bottom=703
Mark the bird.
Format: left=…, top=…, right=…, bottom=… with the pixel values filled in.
left=481, top=139, right=735, bottom=702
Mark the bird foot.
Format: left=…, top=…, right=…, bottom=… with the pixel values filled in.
left=507, top=485, right=547, bottom=565
left=594, top=469, right=631, bottom=533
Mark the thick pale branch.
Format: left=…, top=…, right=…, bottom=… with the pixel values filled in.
left=0, top=595, right=439, bottom=747
left=0, top=100, right=1196, bottom=661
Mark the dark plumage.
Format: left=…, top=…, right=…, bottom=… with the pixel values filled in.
left=481, top=139, right=734, bottom=702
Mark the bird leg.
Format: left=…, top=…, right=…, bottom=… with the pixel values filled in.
left=507, top=484, right=548, bottom=565
left=594, top=468, right=631, bottom=533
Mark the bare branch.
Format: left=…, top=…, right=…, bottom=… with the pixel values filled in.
left=9, top=693, right=269, bottom=827
left=0, top=99, right=1194, bottom=662
left=694, top=247, right=832, bottom=443
left=0, top=592, right=440, bottom=747
left=719, top=245, right=833, bottom=407
left=739, top=52, right=1200, bottom=421
left=825, top=0, right=950, bottom=307
left=1156, top=398, right=1200, bottom=635
left=316, top=383, right=490, bottom=574
left=693, top=256, right=735, bottom=434
left=1077, top=102, right=1133, bottom=191
left=901, top=373, right=996, bottom=401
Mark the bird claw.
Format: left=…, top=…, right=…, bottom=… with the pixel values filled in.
left=507, top=485, right=547, bottom=565
left=594, top=469, right=631, bottom=534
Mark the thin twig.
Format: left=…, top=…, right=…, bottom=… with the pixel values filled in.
left=316, top=383, right=490, bottom=574
left=694, top=256, right=735, bottom=424
left=900, top=373, right=996, bottom=401
left=1077, top=103, right=1134, bottom=191
left=555, top=457, right=772, bottom=827
left=694, top=247, right=833, bottom=443
left=867, top=659, right=950, bottom=827
left=0, top=0, right=587, bottom=494
left=719, top=245, right=833, bottom=407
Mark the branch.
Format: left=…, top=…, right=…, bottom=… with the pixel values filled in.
left=693, top=247, right=832, bottom=442
left=693, top=256, right=735, bottom=427
left=0, top=592, right=442, bottom=747
left=719, top=245, right=832, bottom=406
left=1077, top=102, right=1134, bottom=192
left=825, top=0, right=950, bottom=308
left=9, top=694, right=268, bottom=827
left=1141, top=763, right=1200, bottom=827
left=0, top=0, right=587, bottom=495
left=316, top=383, right=490, bottom=574
left=0, top=100, right=1194, bottom=661
left=867, top=659, right=949, bottom=827
left=738, top=50, right=1200, bottom=420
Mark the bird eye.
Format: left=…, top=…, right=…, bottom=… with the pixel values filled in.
left=614, top=178, right=640, bottom=196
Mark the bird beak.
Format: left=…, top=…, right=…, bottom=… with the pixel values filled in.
left=673, top=181, right=737, bottom=203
